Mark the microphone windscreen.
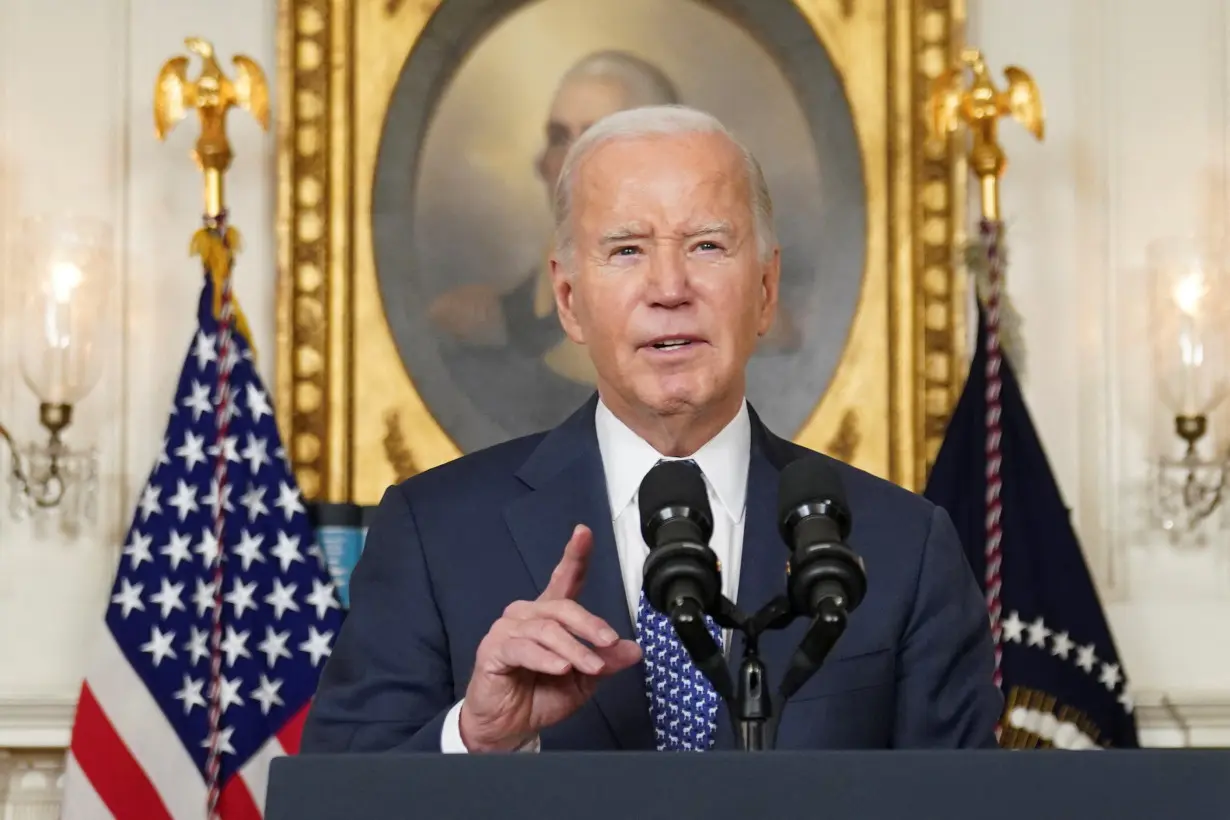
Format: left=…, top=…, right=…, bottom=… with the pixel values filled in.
left=638, top=459, right=710, bottom=531
left=777, top=455, right=848, bottom=524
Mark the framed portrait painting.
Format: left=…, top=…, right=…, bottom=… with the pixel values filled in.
left=275, top=0, right=969, bottom=506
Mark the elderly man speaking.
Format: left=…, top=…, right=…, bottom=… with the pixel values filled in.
left=300, top=105, right=1001, bottom=754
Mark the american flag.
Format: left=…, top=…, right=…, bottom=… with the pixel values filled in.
left=61, top=254, right=343, bottom=818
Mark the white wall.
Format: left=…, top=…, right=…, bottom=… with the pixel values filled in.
left=0, top=0, right=1228, bottom=812
left=0, top=0, right=278, bottom=813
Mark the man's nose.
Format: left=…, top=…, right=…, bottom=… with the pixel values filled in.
left=646, top=245, right=690, bottom=307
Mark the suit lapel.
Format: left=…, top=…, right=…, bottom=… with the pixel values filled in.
left=502, top=397, right=654, bottom=750
left=712, top=413, right=802, bottom=750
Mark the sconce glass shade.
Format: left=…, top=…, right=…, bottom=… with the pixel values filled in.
left=1147, top=236, right=1230, bottom=419
left=15, top=215, right=114, bottom=405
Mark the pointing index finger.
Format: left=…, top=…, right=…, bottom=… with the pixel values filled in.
left=539, top=524, right=592, bottom=601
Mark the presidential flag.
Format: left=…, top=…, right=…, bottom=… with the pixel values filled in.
left=924, top=220, right=1139, bottom=749
left=61, top=221, right=343, bottom=818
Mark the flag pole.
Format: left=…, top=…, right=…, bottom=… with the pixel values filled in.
left=153, top=37, right=270, bottom=819
left=924, top=49, right=1044, bottom=695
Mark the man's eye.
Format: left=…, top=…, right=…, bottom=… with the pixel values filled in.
left=695, top=241, right=721, bottom=252
left=614, top=246, right=640, bottom=256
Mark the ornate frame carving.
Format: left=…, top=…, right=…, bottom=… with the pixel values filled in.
left=275, top=0, right=968, bottom=504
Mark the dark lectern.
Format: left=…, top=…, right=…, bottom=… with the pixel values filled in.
left=266, top=749, right=1229, bottom=820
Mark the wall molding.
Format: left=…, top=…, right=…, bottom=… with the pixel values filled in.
left=0, top=695, right=76, bottom=749
left=1134, top=690, right=1230, bottom=730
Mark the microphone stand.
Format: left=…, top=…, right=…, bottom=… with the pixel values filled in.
left=694, top=594, right=848, bottom=751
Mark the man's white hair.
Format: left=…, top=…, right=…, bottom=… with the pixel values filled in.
left=551, top=104, right=777, bottom=267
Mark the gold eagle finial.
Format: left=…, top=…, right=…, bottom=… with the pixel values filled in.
left=926, top=48, right=1044, bottom=220
left=153, top=37, right=270, bottom=217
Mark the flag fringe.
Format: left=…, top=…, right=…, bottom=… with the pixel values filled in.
left=191, top=226, right=257, bottom=361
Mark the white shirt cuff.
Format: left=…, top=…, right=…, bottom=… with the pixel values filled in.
left=440, top=698, right=541, bottom=753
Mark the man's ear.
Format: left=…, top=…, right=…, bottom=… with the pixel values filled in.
left=550, top=255, right=586, bottom=344
left=756, top=246, right=781, bottom=337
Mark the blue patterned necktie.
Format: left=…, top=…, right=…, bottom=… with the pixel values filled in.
left=635, top=459, right=724, bottom=751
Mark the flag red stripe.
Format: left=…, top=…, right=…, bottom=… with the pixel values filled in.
left=70, top=683, right=174, bottom=820
left=219, top=773, right=264, bottom=820
left=275, top=702, right=311, bottom=755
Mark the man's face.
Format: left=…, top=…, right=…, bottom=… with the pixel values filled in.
left=536, top=76, right=635, bottom=199
left=550, top=131, right=780, bottom=420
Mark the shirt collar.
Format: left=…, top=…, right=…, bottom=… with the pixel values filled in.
left=594, top=395, right=750, bottom=524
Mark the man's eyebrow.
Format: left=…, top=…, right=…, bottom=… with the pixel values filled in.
left=599, top=226, right=652, bottom=245
left=682, top=221, right=734, bottom=238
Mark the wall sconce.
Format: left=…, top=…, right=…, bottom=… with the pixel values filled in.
left=0, top=215, right=110, bottom=534
left=1149, top=235, right=1230, bottom=541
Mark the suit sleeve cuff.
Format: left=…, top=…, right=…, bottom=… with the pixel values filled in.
left=440, top=699, right=541, bottom=753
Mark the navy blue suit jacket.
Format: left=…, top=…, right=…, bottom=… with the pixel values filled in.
left=300, top=396, right=1002, bottom=752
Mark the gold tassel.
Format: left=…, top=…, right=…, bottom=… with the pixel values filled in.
left=190, top=227, right=257, bottom=363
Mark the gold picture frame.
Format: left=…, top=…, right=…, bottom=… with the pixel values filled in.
left=275, top=0, right=968, bottom=506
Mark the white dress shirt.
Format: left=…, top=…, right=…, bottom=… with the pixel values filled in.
left=440, top=396, right=751, bottom=752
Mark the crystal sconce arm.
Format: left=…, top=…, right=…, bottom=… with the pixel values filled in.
left=0, top=404, right=76, bottom=509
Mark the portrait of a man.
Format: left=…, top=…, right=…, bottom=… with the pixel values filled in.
left=371, top=0, right=867, bottom=455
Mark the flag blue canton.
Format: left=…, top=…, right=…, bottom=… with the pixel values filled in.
left=103, top=272, right=343, bottom=784
left=925, top=304, right=1140, bottom=749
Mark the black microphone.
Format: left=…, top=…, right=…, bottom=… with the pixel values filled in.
left=776, top=456, right=867, bottom=701
left=638, top=459, right=732, bottom=701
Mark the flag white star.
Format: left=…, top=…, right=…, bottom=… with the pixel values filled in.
left=274, top=481, right=306, bottom=521
left=191, top=578, right=217, bottom=618
left=206, top=435, right=240, bottom=464
left=225, top=578, right=259, bottom=619
left=192, top=331, right=217, bottom=372
left=270, top=532, right=304, bottom=573
left=156, top=436, right=172, bottom=468
left=160, top=530, right=195, bottom=571
left=264, top=578, right=300, bottom=620
left=258, top=626, right=293, bottom=668
left=185, top=626, right=210, bottom=666
left=195, top=528, right=221, bottom=568
left=1050, top=630, right=1074, bottom=659
left=168, top=480, right=200, bottom=522
left=201, top=725, right=236, bottom=757
left=111, top=578, right=145, bottom=618
left=1099, top=662, right=1121, bottom=691
left=1075, top=643, right=1098, bottom=673
left=1118, top=688, right=1135, bottom=714
left=175, top=430, right=207, bottom=472
left=250, top=675, right=285, bottom=715
left=246, top=382, right=273, bottom=422
left=220, top=625, right=252, bottom=667
left=182, top=380, right=213, bottom=422
left=201, top=477, right=234, bottom=518
left=215, top=675, right=244, bottom=714
left=305, top=578, right=341, bottom=620
left=1026, top=617, right=1052, bottom=648
left=232, top=529, right=266, bottom=571
left=240, top=484, right=269, bottom=522
left=141, top=626, right=177, bottom=667
left=122, top=531, right=154, bottom=570
left=138, top=485, right=162, bottom=522
left=241, top=434, right=271, bottom=475
left=299, top=626, right=334, bottom=666
left=149, top=578, right=187, bottom=619
left=1000, top=610, right=1025, bottom=643
left=174, top=675, right=206, bottom=714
